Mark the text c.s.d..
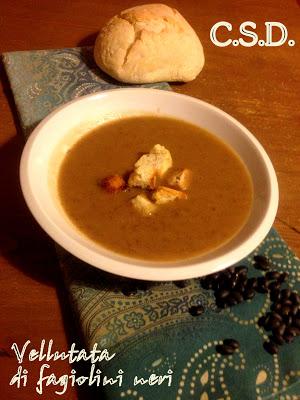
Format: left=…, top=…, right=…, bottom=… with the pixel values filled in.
left=210, top=21, right=295, bottom=47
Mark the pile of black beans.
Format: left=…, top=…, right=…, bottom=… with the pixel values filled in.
left=200, top=264, right=256, bottom=307
left=198, top=255, right=300, bottom=355
left=260, top=288, right=300, bottom=354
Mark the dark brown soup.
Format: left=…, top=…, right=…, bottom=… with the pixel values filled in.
left=58, top=116, right=253, bottom=261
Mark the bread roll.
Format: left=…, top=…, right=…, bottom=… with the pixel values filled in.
left=94, top=3, right=204, bottom=83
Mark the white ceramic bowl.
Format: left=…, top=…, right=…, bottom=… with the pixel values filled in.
left=20, top=88, right=278, bottom=281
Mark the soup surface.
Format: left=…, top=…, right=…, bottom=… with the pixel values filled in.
left=58, top=116, right=253, bottom=261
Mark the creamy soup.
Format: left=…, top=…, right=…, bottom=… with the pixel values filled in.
left=58, top=116, right=253, bottom=261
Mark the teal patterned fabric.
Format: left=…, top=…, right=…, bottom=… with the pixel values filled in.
left=3, top=47, right=300, bottom=400
left=3, top=47, right=170, bottom=135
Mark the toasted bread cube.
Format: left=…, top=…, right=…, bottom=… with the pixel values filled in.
left=168, top=169, right=192, bottom=190
left=128, top=144, right=172, bottom=189
left=131, top=194, right=157, bottom=216
left=100, top=175, right=126, bottom=193
left=153, top=186, right=188, bottom=205
left=150, top=144, right=173, bottom=176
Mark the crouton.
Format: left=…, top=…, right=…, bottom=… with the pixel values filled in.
left=131, top=194, right=157, bottom=216
left=100, top=175, right=126, bottom=193
left=168, top=168, right=192, bottom=190
left=128, top=144, right=172, bottom=189
left=152, top=186, right=188, bottom=205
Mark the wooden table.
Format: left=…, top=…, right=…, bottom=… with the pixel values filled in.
left=0, top=1, right=299, bottom=399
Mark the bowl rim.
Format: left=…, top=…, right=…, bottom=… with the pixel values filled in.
left=20, top=88, right=279, bottom=281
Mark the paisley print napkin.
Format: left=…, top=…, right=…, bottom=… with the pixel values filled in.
left=3, top=47, right=300, bottom=400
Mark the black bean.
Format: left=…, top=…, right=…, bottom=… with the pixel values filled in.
left=202, top=276, right=218, bottom=290
left=278, top=272, right=289, bottom=283
left=217, top=271, right=226, bottom=279
left=231, top=291, right=244, bottom=303
left=227, top=266, right=235, bottom=274
left=270, top=289, right=281, bottom=302
left=256, top=277, right=268, bottom=293
left=235, top=283, right=245, bottom=293
left=122, top=286, right=138, bottom=296
left=281, top=300, right=293, bottom=308
left=246, top=277, right=258, bottom=290
left=200, top=277, right=211, bottom=289
left=189, top=305, right=205, bottom=316
left=218, top=272, right=230, bottom=284
left=209, top=278, right=219, bottom=291
left=235, top=265, right=248, bottom=276
left=174, top=280, right=187, bottom=288
left=227, top=296, right=238, bottom=306
left=291, top=327, right=300, bottom=336
left=283, top=332, right=294, bottom=344
left=268, top=281, right=281, bottom=292
left=269, top=318, right=281, bottom=330
left=270, top=334, right=285, bottom=346
left=243, top=288, right=256, bottom=300
left=283, top=315, right=293, bottom=326
left=273, top=324, right=286, bottom=337
left=258, top=315, right=267, bottom=327
left=254, top=255, right=270, bottom=266
left=220, top=277, right=233, bottom=291
left=223, top=338, right=240, bottom=349
left=264, top=280, right=272, bottom=290
left=216, top=289, right=230, bottom=300
left=228, top=275, right=238, bottom=289
left=264, top=314, right=273, bottom=331
left=271, top=302, right=282, bottom=312
left=290, top=304, right=299, bottom=316
left=270, top=312, right=283, bottom=322
left=281, top=305, right=292, bottom=317
left=281, top=288, right=292, bottom=300
left=216, top=299, right=228, bottom=309
left=218, top=270, right=231, bottom=282
left=216, top=344, right=235, bottom=355
left=237, top=274, right=248, bottom=284
left=257, top=276, right=267, bottom=285
left=253, top=262, right=269, bottom=271
left=238, top=272, right=248, bottom=281
left=220, top=279, right=230, bottom=291
left=265, top=313, right=282, bottom=331
left=263, top=340, right=278, bottom=354
left=285, top=326, right=298, bottom=337
left=290, top=292, right=300, bottom=305
left=292, top=317, right=300, bottom=329
left=231, top=289, right=244, bottom=303
left=266, top=271, right=281, bottom=281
